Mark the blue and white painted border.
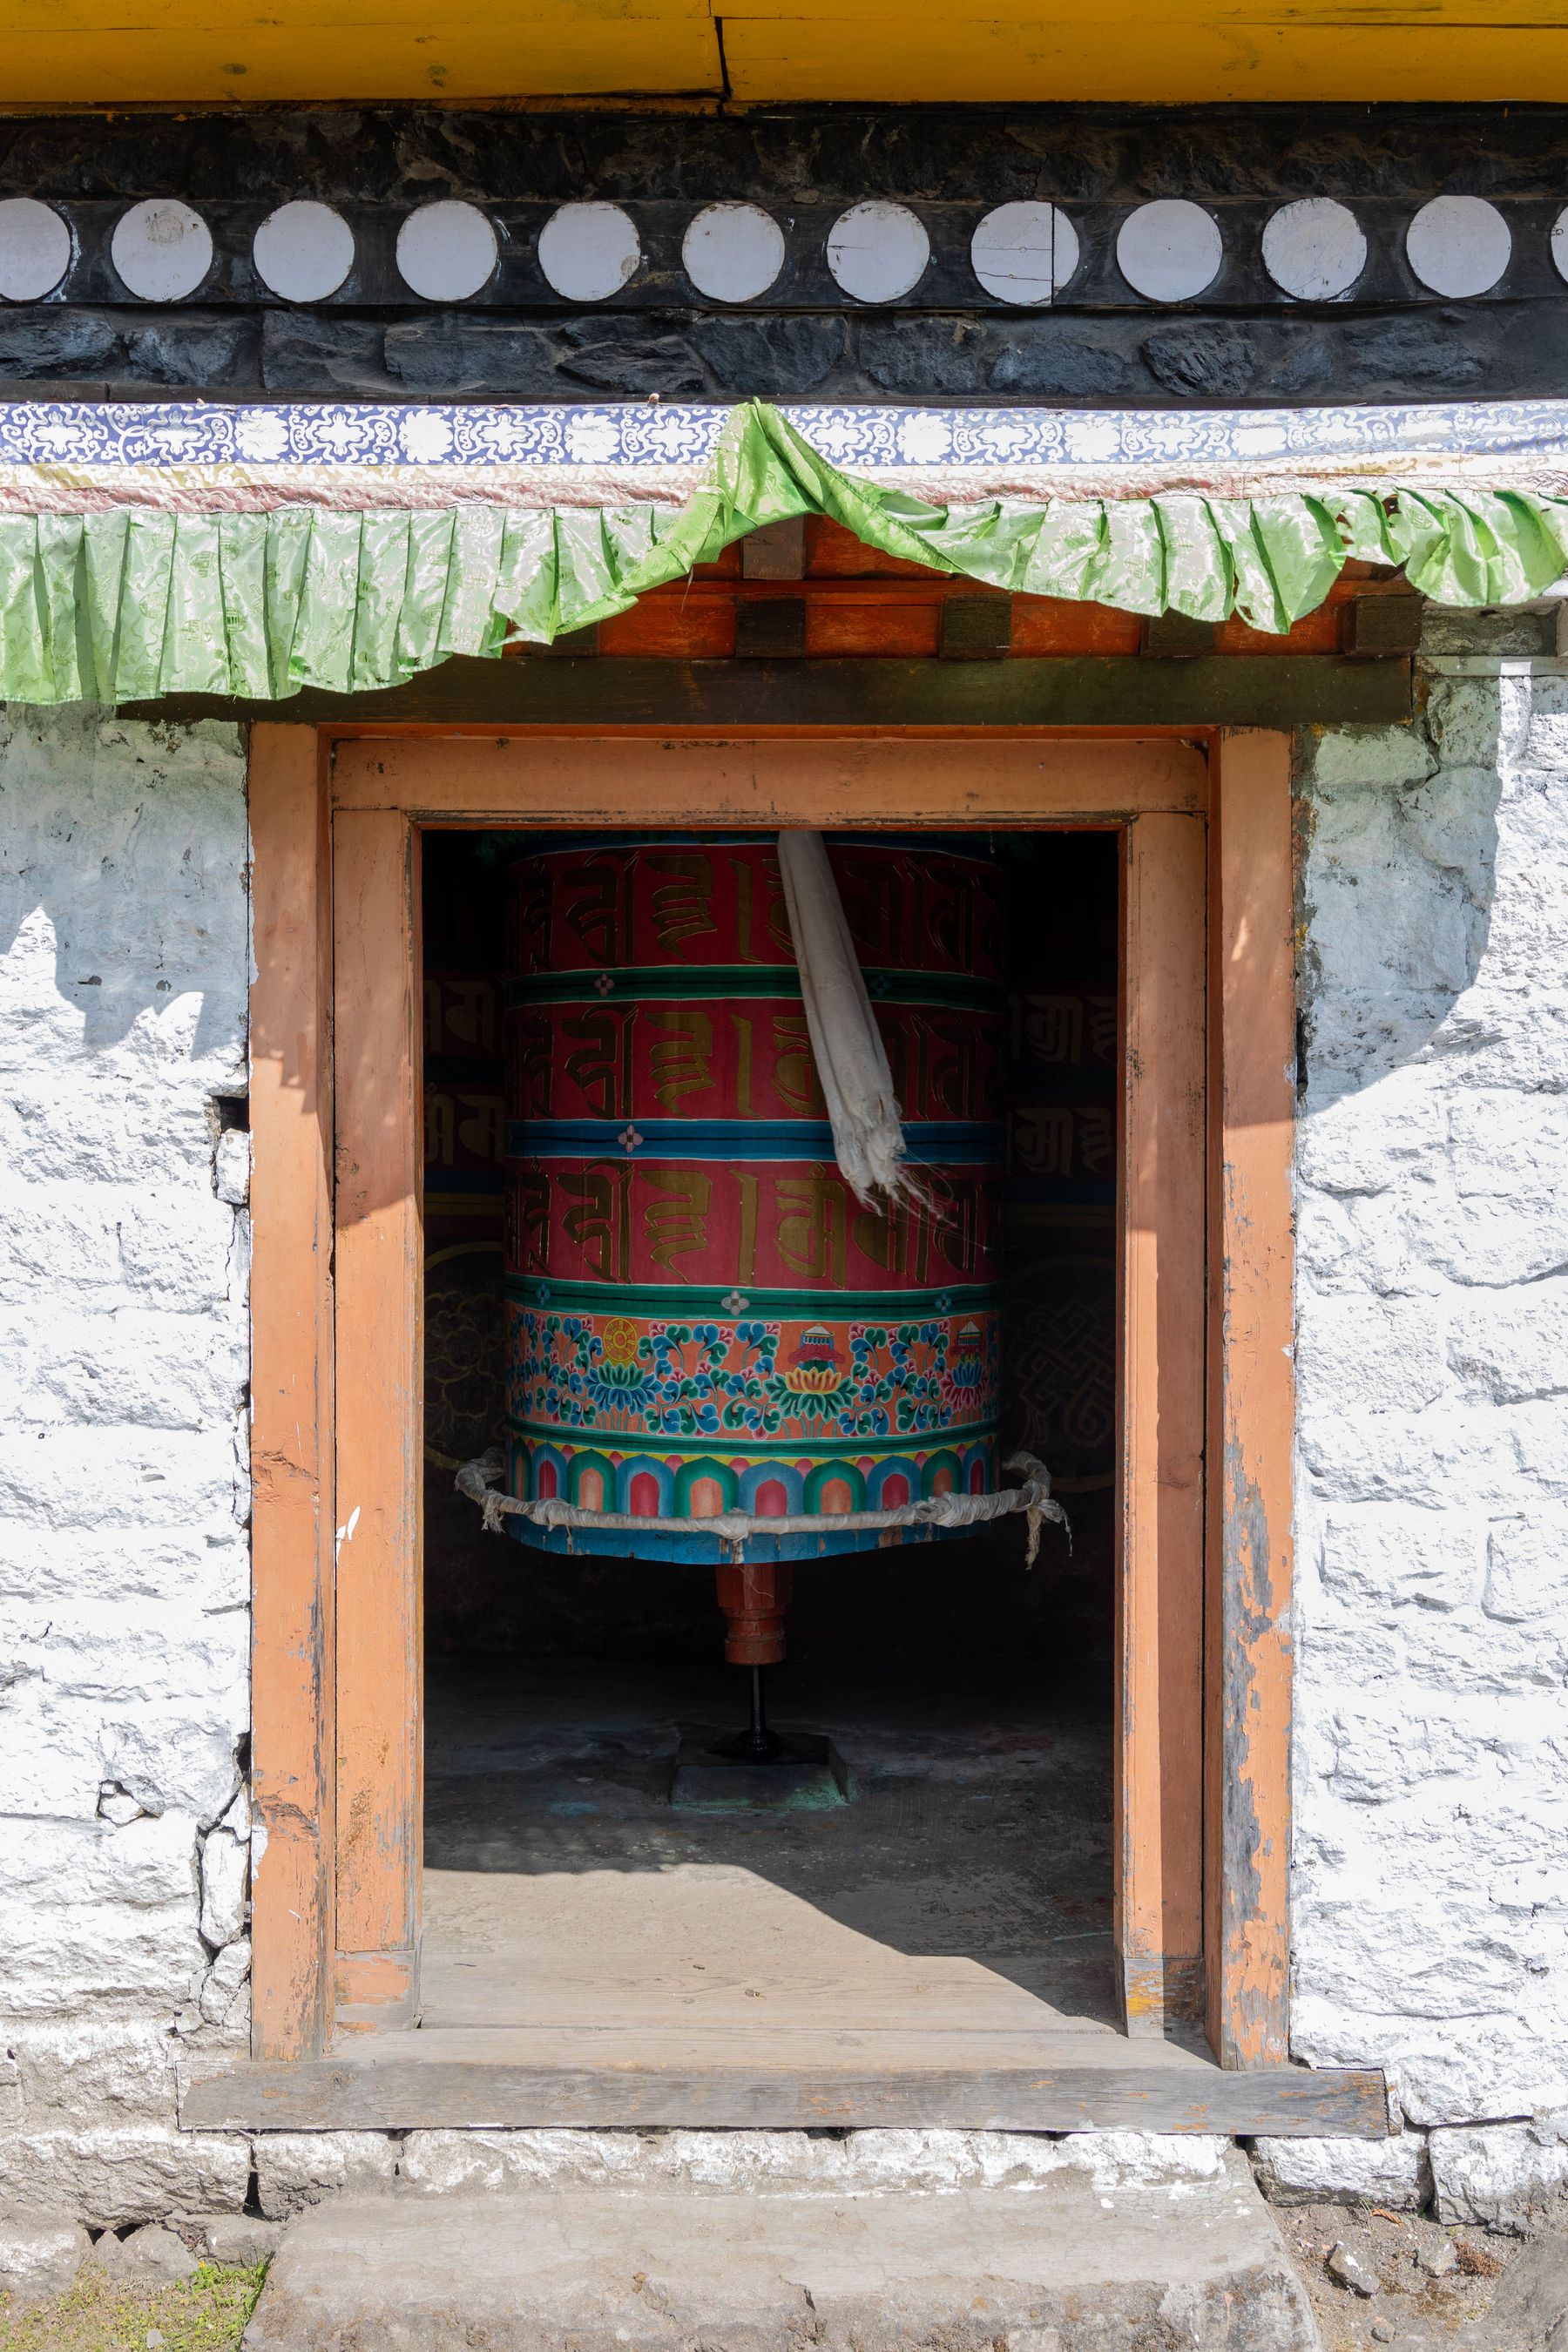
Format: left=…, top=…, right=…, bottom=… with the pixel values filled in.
left=3, top=397, right=1568, bottom=510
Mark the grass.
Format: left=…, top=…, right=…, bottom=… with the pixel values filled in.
left=0, top=2260, right=267, bottom=2352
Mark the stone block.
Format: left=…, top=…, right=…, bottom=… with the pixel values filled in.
left=384, top=314, right=713, bottom=400
left=1430, top=2119, right=1568, bottom=2232
left=241, top=2158, right=1316, bottom=2352
left=1301, top=784, right=1477, bottom=1014
left=1252, top=2132, right=1430, bottom=2209
left=382, top=315, right=557, bottom=396
left=395, top=2128, right=793, bottom=2197
left=859, top=317, right=991, bottom=395
left=0, top=1814, right=206, bottom=2014
left=0, top=2126, right=250, bottom=2227
left=213, top=1130, right=251, bottom=1206
left=698, top=314, right=847, bottom=394
left=1308, top=727, right=1439, bottom=794
left=0, top=1078, right=213, bottom=1187
left=91, top=2219, right=199, bottom=2284
left=1315, top=1505, right=1484, bottom=1613
left=0, top=1523, right=246, bottom=1613
left=1451, top=1090, right=1568, bottom=1195
left=1322, top=309, right=1492, bottom=395
left=1296, top=1294, right=1450, bottom=1416
left=12, top=1601, right=246, bottom=1712
left=1296, top=1188, right=1431, bottom=1300
left=1319, top=2016, right=1568, bottom=2134
left=1423, top=677, right=1516, bottom=768
left=1515, top=1401, right=1568, bottom=1501
left=1298, top=1402, right=1522, bottom=1511
left=0, top=308, right=122, bottom=380
left=1396, top=1607, right=1568, bottom=1696
left=1484, top=1511, right=1568, bottom=1624
left=121, top=318, right=259, bottom=390
left=198, top=1936, right=251, bottom=2026
left=1321, top=1701, right=1489, bottom=1803
left=0, top=2208, right=91, bottom=2308
left=1488, top=1856, right=1568, bottom=1930
left=1409, top=1193, right=1568, bottom=1293
left=193, top=2213, right=284, bottom=2265
left=0, top=1423, right=240, bottom=1538
left=260, top=311, right=388, bottom=393
left=96, top=1707, right=244, bottom=1824
left=12, top=2020, right=184, bottom=2129
left=1481, top=2229, right=1568, bottom=2345
left=987, top=326, right=1137, bottom=397
left=1421, top=609, right=1553, bottom=659
left=555, top=320, right=708, bottom=398
left=1399, top=779, right=1499, bottom=931
left=199, top=1827, right=248, bottom=1947
left=396, top=2127, right=1227, bottom=2199
left=0, top=1303, right=246, bottom=1432
left=0, top=1682, right=105, bottom=1821
left=1450, top=1283, right=1568, bottom=1404
left=116, top=1191, right=240, bottom=1310
left=1142, top=321, right=1259, bottom=399
left=1296, top=1072, right=1445, bottom=1198
left=0, top=1180, right=129, bottom=1294
left=253, top=2131, right=400, bottom=2220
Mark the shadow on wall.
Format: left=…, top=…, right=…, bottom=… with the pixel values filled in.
left=1290, top=608, right=1568, bottom=2129
left=1296, top=655, right=1506, bottom=1101
left=0, top=706, right=247, bottom=1071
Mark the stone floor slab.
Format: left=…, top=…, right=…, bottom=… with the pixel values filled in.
left=242, top=2149, right=1321, bottom=2351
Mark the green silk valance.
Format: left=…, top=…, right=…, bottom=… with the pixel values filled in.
left=2, top=400, right=1565, bottom=705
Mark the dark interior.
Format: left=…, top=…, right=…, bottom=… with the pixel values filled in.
left=418, top=825, right=1123, bottom=2030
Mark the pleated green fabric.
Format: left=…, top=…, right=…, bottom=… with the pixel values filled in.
left=3, top=402, right=1567, bottom=705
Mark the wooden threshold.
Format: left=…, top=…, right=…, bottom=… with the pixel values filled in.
left=183, top=2031, right=1387, bottom=2136
left=124, top=652, right=1410, bottom=732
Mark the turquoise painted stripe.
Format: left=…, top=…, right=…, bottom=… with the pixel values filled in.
left=506, top=1117, right=1003, bottom=1164
left=504, top=1274, right=1001, bottom=1318
left=508, top=1421, right=997, bottom=1459
left=505, top=965, right=1004, bottom=1010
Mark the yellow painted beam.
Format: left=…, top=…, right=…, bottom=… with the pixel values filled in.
left=5, top=0, right=712, bottom=28
left=0, top=0, right=1560, bottom=104
left=725, top=0, right=1568, bottom=20
left=722, top=16, right=1568, bottom=102
left=0, top=15, right=723, bottom=103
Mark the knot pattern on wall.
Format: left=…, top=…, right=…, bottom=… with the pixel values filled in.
left=0, top=188, right=1564, bottom=310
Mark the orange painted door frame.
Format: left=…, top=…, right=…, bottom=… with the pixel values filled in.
left=247, top=724, right=1294, bottom=2071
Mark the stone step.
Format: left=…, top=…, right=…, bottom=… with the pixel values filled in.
left=241, top=2147, right=1321, bottom=2351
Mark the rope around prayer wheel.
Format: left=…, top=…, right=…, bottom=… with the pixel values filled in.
left=456, top=1448, right=1067, bottom=1566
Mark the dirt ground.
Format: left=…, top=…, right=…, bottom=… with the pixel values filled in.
left=0, top=2261, right=265, bottom=2352
left=1278, top=2200, right=1565, bottom=2352
left=2, top=2209, right=1561, bottom=2351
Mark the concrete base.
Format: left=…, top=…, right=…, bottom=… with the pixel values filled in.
left=667, top=1725, right=849, bottom=1811
left=242, top=2153, right=1321, bottom=2351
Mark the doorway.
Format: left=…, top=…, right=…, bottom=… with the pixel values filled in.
left=231, top=726, right=1352, bottom=2133
left=419, top=824, right=1119, bottom=2051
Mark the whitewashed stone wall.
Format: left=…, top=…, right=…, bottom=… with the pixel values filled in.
left=3, top=650, right=1567, bottom=2232
left=0, top=707, right=253, bottom=2223
left=1280, top=618, right=1568, bottom=2224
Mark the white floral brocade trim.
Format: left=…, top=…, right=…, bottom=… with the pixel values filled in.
left=0, top=398, right=1567, bottom=510
left=0, top=403, right=732, bottom=471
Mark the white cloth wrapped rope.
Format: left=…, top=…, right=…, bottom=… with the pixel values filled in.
left=457, top=1449, right=1068, bottom=1567
left=775, top=827, right=925, bottom=1210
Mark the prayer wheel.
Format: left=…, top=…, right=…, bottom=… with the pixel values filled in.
left=503, top=833, right=1004, bottom=1662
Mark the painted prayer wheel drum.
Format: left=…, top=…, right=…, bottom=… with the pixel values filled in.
left=503, top=834, right=1005, bottom=1598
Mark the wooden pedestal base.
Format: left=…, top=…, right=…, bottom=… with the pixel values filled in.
left=714, top=1562, right=794, bottom=1666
